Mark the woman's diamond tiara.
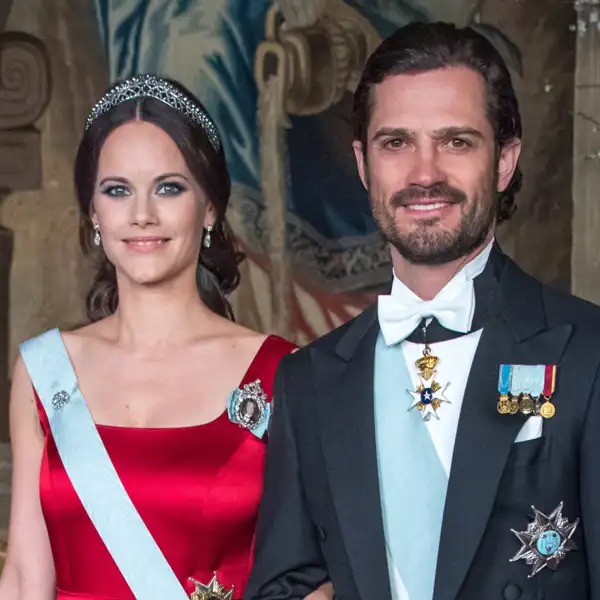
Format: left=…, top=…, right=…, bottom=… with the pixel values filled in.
left=85, top=74, right=221, bottom=151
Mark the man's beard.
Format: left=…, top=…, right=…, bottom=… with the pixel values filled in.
left=371, top=180, right=497, bottom=265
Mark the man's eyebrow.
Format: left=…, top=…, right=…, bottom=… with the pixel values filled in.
left=371, top=127, right=413, bottom=142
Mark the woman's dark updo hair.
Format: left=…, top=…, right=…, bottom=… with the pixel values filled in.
left=75, top=76, right=244, bottom=322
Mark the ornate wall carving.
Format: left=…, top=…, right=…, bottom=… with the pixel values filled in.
left=0, top=31, right=51, bottom=190
left=0, top=28, right=51, bottom=441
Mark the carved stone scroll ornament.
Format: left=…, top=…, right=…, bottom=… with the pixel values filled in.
left=0, top=31, right=51, bottom=190
left=0, top=32, right=51, bottom=129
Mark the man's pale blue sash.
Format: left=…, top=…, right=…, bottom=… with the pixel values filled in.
left=374, top=333, right=449, bottom=600
left=20, top=328, right=188, bottom=599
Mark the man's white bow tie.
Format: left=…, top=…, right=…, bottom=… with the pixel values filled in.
left=377, top=243, right=493, bottom=346
left=377, top=279, right=475, bottom=346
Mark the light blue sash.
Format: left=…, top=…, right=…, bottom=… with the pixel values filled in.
left=374, top=332, right=449, bottom=600
left=20, top=329, right=188, bottom=600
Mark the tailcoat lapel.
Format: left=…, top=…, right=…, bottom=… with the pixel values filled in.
left=433, top=257, right=572, bottom=600
left=312, top=306, right=392, bottom=600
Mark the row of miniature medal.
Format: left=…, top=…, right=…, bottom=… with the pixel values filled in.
left=407, top=341, right=558, bottom=421
left=497, top=364, right=557, bottom=419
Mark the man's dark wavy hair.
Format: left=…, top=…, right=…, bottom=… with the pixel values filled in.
left=353, top=21, right=523, bottom=222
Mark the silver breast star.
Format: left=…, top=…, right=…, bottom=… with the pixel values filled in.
left=510, top=502, right=579, bottom=577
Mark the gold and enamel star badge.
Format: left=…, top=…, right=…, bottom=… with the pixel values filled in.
left=189, top=573, right=234, bottom=600
left=407, top=344, right=450, bottom=421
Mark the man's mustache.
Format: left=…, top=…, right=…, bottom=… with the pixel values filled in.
left=390, top=184, right=467, bottom=207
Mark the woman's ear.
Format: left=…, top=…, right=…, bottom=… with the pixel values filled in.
left=203, top=204, right=216, bottom=229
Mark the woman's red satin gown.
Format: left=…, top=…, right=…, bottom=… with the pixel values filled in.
left=35, top=336, right=295, bottom=599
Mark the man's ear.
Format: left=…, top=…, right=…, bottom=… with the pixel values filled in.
left=497, top=139, right=521, bottom=193
left=352, top=140, right=368, bottom=191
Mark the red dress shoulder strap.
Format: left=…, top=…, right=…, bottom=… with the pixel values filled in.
left=238, top=336, right=297, bottom=400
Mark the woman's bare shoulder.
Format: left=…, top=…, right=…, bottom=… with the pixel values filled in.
left=40, top=319, right=116, bottom=369
left=208, top=316, right=268, bottom=346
